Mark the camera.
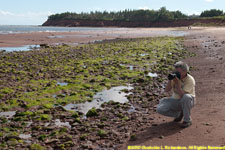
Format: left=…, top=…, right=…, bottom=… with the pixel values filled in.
left=168, top=71, right=181, bottom=80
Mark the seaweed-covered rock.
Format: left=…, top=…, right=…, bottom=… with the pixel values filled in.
left=86, top=107, right=98, bottom=117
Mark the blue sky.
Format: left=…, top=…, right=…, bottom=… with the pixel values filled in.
left=0, top=0, right=224, bottom=25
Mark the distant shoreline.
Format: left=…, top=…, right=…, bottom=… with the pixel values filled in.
left=42, top=18, right=225, bottom=28
left=0, top=27, right=190, bottom=48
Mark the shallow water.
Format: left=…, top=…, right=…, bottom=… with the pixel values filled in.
left=147, top=72, right=158, bottom=77
left=0, top=111, right=16, bottom=118
left=120, top=64, right=134, bottom=70
left=55, top=119, right=71, bottom=129
left=48, top=34, right=94, bottom=39
left=19, top=134, right=31, bottom=139
left=57, top=82, right=68, bottom=86
left=0, top=45, right=40, bottom=52
left=0, top=25, right=127, bottom=34
left=127, top=105, right=136, bottom=113
left=63, top=85, right=133, bottom=114
left=140, top=53, right=148, bottom=56
left=170, top=30, right=188, bottom=37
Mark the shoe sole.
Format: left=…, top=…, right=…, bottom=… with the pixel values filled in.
left=180, top=122, right=192, bottom=128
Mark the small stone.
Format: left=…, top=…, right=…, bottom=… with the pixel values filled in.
left=204, top=123, right=211, bottom=126
left=45, top=138, right=59, bottom=144
left=159, top=135, right=164, bottom=139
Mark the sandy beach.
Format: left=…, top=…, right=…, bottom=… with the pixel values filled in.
left=122, top=26, right=225, bottom=149
left=0, top=27, right=190, bottom=48
left=1, top=26, right=225, bottom=149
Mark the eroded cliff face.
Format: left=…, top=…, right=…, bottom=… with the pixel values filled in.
left=42, top=18, right=225, bottom=27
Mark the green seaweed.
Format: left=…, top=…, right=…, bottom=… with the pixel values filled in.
left=86, top=107, right=98, bottom=117
left=97, top=129, right=108, bottom=137
left=30, top=144, right=46, bottom=150
left=0, top=37, right=192, bottom=113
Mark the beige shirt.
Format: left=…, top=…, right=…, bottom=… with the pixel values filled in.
left=171, top=74, right=196, bottom=99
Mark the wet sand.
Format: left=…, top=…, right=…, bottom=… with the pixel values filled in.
left=0, top=27, right=190, bottom=48
left=122, top=27, right=225, bottom=149
left=1, top=26, right=225, bottom=149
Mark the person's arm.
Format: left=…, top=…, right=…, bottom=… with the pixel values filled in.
left=173, top=77, right=186, bottom=97
left=164, top=80, right=172, bottom=93
left=174, top=77, right=195, bottom=98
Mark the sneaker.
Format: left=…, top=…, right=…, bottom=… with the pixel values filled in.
left=180, top=121, right=192, bottom=128
left=173, top=111, right=183, bottom=122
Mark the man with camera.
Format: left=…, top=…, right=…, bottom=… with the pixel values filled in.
left=156, top=61, right=196, bottom=128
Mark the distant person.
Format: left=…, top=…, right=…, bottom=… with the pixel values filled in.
left=188, top=26, right=192, bottom=30
left=156, top=61, right=196, bottom=128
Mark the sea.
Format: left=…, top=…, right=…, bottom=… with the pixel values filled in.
left=0, top=25, right=124, bottom=34
left=0, top=25, right=128, bottom=51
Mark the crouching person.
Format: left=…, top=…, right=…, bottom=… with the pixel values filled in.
left=156, top=61, right=196, bottom=128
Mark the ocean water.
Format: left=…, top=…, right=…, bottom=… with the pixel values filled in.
left=0, top=45, right=40, bottom=52
left=0, top=25, right=125, bottom=34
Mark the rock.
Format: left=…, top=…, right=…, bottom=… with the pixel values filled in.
left=86, top=107, right=98, bottom=117
left=130, top=134, right=137, bottom=141
left=81, top=141, right=94, bottom=149
left=152, top=123, right=158, bottom=126
left=111, top=129, right=120, bottom=136
left=17, top=100, right=28, bottom=108
left=43, top=126, right=55, bottom=131
left=136, top=78, right=144, bottom=83
left=72, top=111, right=79, bottom=118
left=7, top=138, right=18, bottom=146
left=5, top=135, right=21, bottom=141
left=45, top=138, right=60, bottom=144
left=159, top=135, right=164, bottom=139
left=125, top=133, right=130, bottom=138
left=97, top=129, right=108, bottom=137
left=40, top=43, right=50, bottom=48
left=204, top=123, right=211, bottom=126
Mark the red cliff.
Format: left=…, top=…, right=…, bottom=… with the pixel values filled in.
left=42, top=18, right=225, bottom=27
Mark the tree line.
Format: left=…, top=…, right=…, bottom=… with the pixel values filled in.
left=48, top=7, right=224, bottom=22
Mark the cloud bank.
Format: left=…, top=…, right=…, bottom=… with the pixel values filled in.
left=0, top=10, right=53, bottom=25
left=205, top=0, right=214, bottom=2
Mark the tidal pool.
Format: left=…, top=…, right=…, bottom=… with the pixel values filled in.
left=120, top=64, right=134, bottom=70
left=147, top=72, right=158, bottom=77
left=127, top=105, right=136, bottom=113
left=48, top=34, right=94, bottom=39
left=19, top=134, right=32, bottom=139
left=57, top=82, right=68, bottom=86
left=140, top=53, right=148, bottom=56
left=0, top=111, right=16, bottom=118
left=55, top=119, right=71, bottom=129
left=63, top=85, right=133, bottom=114
left=0, top=45, right=40, bottom=52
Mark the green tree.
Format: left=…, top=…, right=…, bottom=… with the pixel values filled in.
left=47, top=7, right=188, bottom=22
left=200, top=9, right=224, bottom=17
left=156, top=7, right=174, bottom=21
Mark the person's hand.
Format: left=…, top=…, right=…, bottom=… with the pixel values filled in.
left=173, top=77, right=181, bottom=89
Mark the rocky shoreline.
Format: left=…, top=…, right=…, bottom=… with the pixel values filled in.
left=0, top=37, right=194, bottom=149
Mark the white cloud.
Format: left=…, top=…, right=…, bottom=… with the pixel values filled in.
left=0, top=10, right=54, bottom=25
left=205, top=0, right=214, bottom=2
left=0, top=10, right=14, bottom=16
left=138, top=6, right=150, bottom=10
